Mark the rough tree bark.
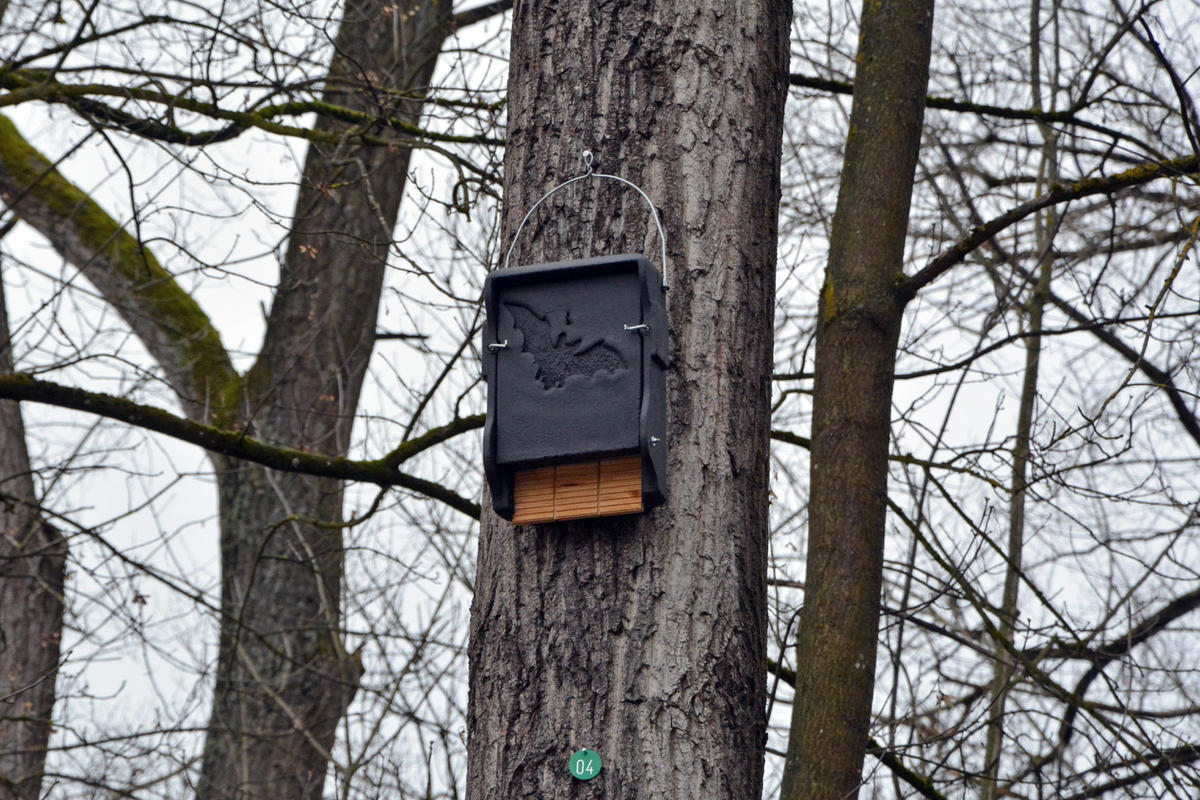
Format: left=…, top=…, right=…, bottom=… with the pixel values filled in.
left=467, top=1, right=790, bottom=798
left=0, top=266, right=65, bottom=800
left=779, top=0, right=935, bottom=798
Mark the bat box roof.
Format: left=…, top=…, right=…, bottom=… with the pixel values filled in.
left=482, top=254, right=667, bottom=520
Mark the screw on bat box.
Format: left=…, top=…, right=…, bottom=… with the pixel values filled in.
left=482, top=154, right=668, bottom=524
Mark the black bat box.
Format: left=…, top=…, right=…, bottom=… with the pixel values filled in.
left=482, top=254, right=667, bottom=521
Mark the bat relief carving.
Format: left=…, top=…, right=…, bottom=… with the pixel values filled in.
left=504, top=302, right=627, bottom=389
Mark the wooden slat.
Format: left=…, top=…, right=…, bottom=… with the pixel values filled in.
left=597, top=457, right=643, bottom=515
left=553, top=461, right=599, bottom=519
left=512, top=456, right=644, bottom=523
left=512, top=466, right=556, bottom=524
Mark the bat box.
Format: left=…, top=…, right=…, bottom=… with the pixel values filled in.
left=482, top=254, right=667, bottom=523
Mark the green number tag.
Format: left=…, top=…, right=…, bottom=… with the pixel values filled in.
left=569, top=748, right=602, bottom=781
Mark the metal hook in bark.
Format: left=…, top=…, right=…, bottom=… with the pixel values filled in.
left=500, top=149, right=669, bottom=288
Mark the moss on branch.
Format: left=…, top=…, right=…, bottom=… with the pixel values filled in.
left=0, top=113, right=240, bottom=419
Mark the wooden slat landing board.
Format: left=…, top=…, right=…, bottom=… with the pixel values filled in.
left=512, top=456, right=644, bottom=524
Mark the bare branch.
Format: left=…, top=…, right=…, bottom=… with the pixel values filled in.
left=900, top=154, right=1199, bottom=300
left=767, top=659, right=953, bottom=800
left=789, top=72, right=1133, bottom=143
left=0, top=372, right=482, bottom=518
left=1025, top=584, right=1200, bottom=667
left=451, top=0, right=513, bottom=29
left=0, top=113, right=238, bottom=421
left=0, top=70, right=504, bottom=151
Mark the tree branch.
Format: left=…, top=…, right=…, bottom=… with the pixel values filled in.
left=766, top=658, right=952, bottom=800
left=788, top=72, right=1133, bottom=143
left=989, top=258, right=1200, bottom=450
left=0, top=69, right=504, bottom=150
left=0, top=113, right=238, bottom=421
left=771, top=429, right=1003, bottom=487
left=1024, top=584, right=1200, bottom=665
left=0, top=372, right=482, bottom=518
left=451, top=0, right=513, bottom=29
left=1060, top=744, right=1200, bottom=800
left=899, top=154, right=1199, bottom=300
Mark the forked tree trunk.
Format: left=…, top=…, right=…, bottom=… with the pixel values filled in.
left=0, top=0, right=455, bottom=792
left=467, top=1, right=790, bottom=798
left=780, top=0, right=934, bottom=798
left=0, top=267, right=65, bottom=800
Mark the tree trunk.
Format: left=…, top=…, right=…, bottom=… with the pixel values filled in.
left=779, top=1, right=934, bottom=798
left=195, top=0, right=452, bottom=797
left=467, top=2, right=790, bottom=798
left=981, top=6, right=1059, bottom=791
left=0, top=266, right=65, bottom=800
left=195, top=463, right=361, bottom=800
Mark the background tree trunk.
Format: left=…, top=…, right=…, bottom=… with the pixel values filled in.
left=780, top=0, right=935, bottom=798
left=0, top=0, right=462, bottom=792
left=981, top=4, right=1059, bottom=790
left=467, top=1, right=790, bottom=798
left=0, top=266, right=65, bottom=800
left=195, top=0, right=453, bottom=797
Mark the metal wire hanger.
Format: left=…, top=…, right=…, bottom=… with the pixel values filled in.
left=500, top=150, right=669, bottom=289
